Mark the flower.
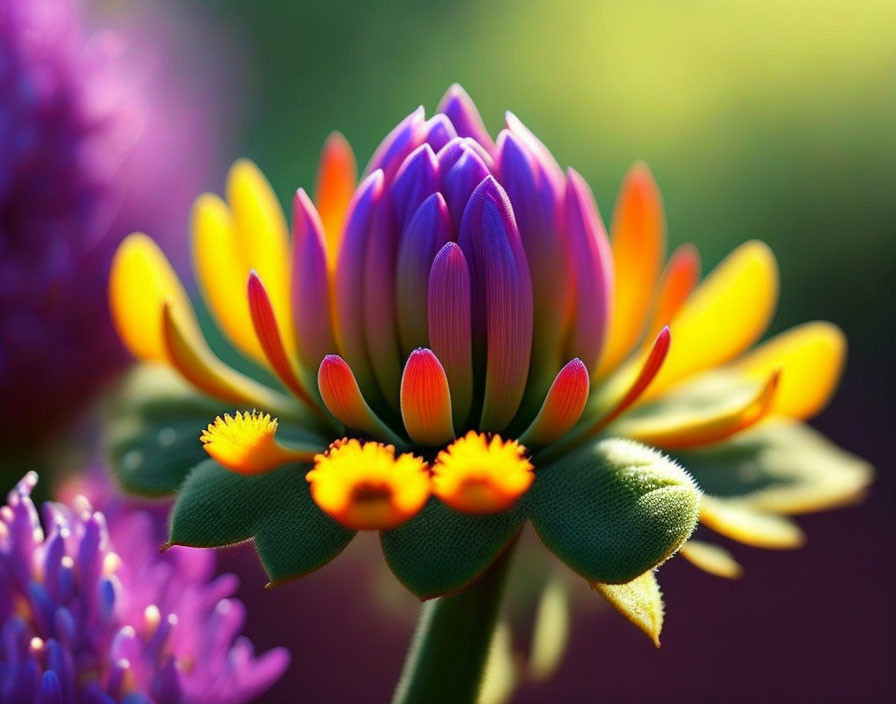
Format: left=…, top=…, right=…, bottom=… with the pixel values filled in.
left=107, top=84, right=871, bottom=644
left=0, top=471, right=288, bottom=703
left=0, top=0, right=228, bottom=445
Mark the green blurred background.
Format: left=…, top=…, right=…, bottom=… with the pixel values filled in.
left=188, top=0, right=895, bottom=700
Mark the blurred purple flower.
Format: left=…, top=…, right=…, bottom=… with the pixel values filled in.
left=0, top=472, right=288, bottom=703
left=0, top=0, right=233, bottom=444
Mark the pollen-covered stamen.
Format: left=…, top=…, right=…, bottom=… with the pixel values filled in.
left=306, top=439, right=430, bottom=530
left=200, top=411, right=315, bottom=475
left=432, top=431, right=534, bottom=514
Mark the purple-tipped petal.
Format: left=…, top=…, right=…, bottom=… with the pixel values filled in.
left=363, top=106, right=426, bottom=179
left=564, top=168, right=614, bottom=372
left=458, top=177, right=533, bottom=431
left=421, top=114, right=458, bottom=153
left=363, top=199, right=402, bottom=409
left=396, top=193, right=454, bottom=354
left=505, top=111, right=565, bottom=192
left=437, top=84, right=496, bottom=154
left=390, top=144, right=440, bottom=230
left=441, top=146, right=491, bottom=228
left=496, top=130, right=571, bottom=393
left=291, top=189, right=336, bottom=371
left=334, top=170, right=384, bottom=398
left=428, top=242, right=473, bottom=427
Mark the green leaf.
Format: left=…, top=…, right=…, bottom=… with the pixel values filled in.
left=381, top=498, right=527, bottom=599
left=530, top=437, right=700, bottom=584
left=170, top=459, right=355, bottom=584
left=105, top=366, right=226, bottom=496
left=674, top=419, right=873, bottom=514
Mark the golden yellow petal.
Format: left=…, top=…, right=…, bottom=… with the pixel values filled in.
left=191, top=193, right=267, bottom=364
left=731, top=321, right=846, bottom=420
left=700, top=496, right=805, bottom=549
left=109, top=233, right=198, bottom=362
left=226, top=159, right=294, bottom=355
left=679, top=540, right=743, bottom=579
left=645, top=240, right=778, bottom=399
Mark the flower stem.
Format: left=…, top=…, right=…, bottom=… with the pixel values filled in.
left=391, top=541, right=517, bottom=704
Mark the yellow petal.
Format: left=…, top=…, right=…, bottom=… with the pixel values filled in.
left=644, top=240, right=779, bottom=399
left=679, top=540, right=743, bottom=579
left=161, top=301, right=291, bottom=413
left=618, top=368, right=781, bottom=450
left=226, top=159, right=294, bottom=355
left=109, top=233, right=197, bottom=362
left=592, top=570, right=664, bottom=648
left=528, top=575, right=571, bottom=681
left=700, top=496, right=806, bottom=549
left=191, top=194, right=267, bottom=364
left=731, top=321, right=846, bottom=420
left=597, top=162, right=665, bottom=376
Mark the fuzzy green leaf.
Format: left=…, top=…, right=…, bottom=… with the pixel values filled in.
left=675, top=419, right=872, bottom=514
left=592, top=570, right=664, bottom=647
left=530, top=438, right=700, bottom=584
left=381, top=497, right=527, bottom=600
left=105, top=366, right=225, bottom=496
left=170, top=459, right=355, bottom=584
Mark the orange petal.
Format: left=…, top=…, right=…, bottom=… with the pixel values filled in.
left=247, top=271, right=322, bottom=416
left=644, top=240, right=779, bottom=400
left=400, top=349, right=455, bottom=447
left=597, top=162, right=665, bottom=376
left=730, top=321, right=846, bottom=420
left=619, top=368, right=782, bottom=450
left=315, top=132, right=357, bottom=266
left=519, top=359, right=590, bottom=447
left=645, top=244, right=700, bottom=341
left=317, top=355, right=404, bottom=445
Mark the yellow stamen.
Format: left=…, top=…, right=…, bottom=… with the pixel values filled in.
left=306, top=439, right=430, bottom=530
left=200, top=411, right=314, bottom=475
left=432, top=431, right=534, bottom=514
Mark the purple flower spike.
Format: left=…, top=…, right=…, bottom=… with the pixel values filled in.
left=458, top=177, right=533, bottom=431
left=441, top=146, right=492, bottom=228
left=437, top=84, right=496, bottom=154
left=390, top=144, right=440, bottom=230
left=0, top=473, right=288, bottom=704
left=421, top=114, right=458, bottom=153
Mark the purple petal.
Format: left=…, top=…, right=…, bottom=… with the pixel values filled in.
left=363, top=106, right=426, bottom=180
left=428, top=242, right=473, bottom=427
left=496, top=130, right=571, bottom=397
left=564, top=168, right=614, bottom=372
left=505, top=111, right=565, bottom=193
left=437, top=84, right=496, bottom=154
left=441, top=146, right=491, bottom=228
left=396, top=193, right=454, bottom=354
left=334, top=170, right=384, bottom=398
left=389, top=143, right=439, bottom=230
left=291, top=189, right=336, bottom=371
left=421, top=114, right=458, bottom=153
left=458, top=177, right=533, bottom=431
left=363, top=196, right=402, bottom=408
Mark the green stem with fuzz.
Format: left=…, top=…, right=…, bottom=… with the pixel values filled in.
left=391, top=541, right=517, bottom=704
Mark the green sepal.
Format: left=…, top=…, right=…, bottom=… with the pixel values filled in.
left=105, top=365, right=226, bottom=497
left=529, top=437, right=700, bottom=584
left=674, top=419, right=872, bottom=514
left=169, top=459, right=355, bottom=585
left=381, top=497, right=527, bottom=600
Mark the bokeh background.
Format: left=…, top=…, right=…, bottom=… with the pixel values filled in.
left=5, top=0, right=896, bottom=701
